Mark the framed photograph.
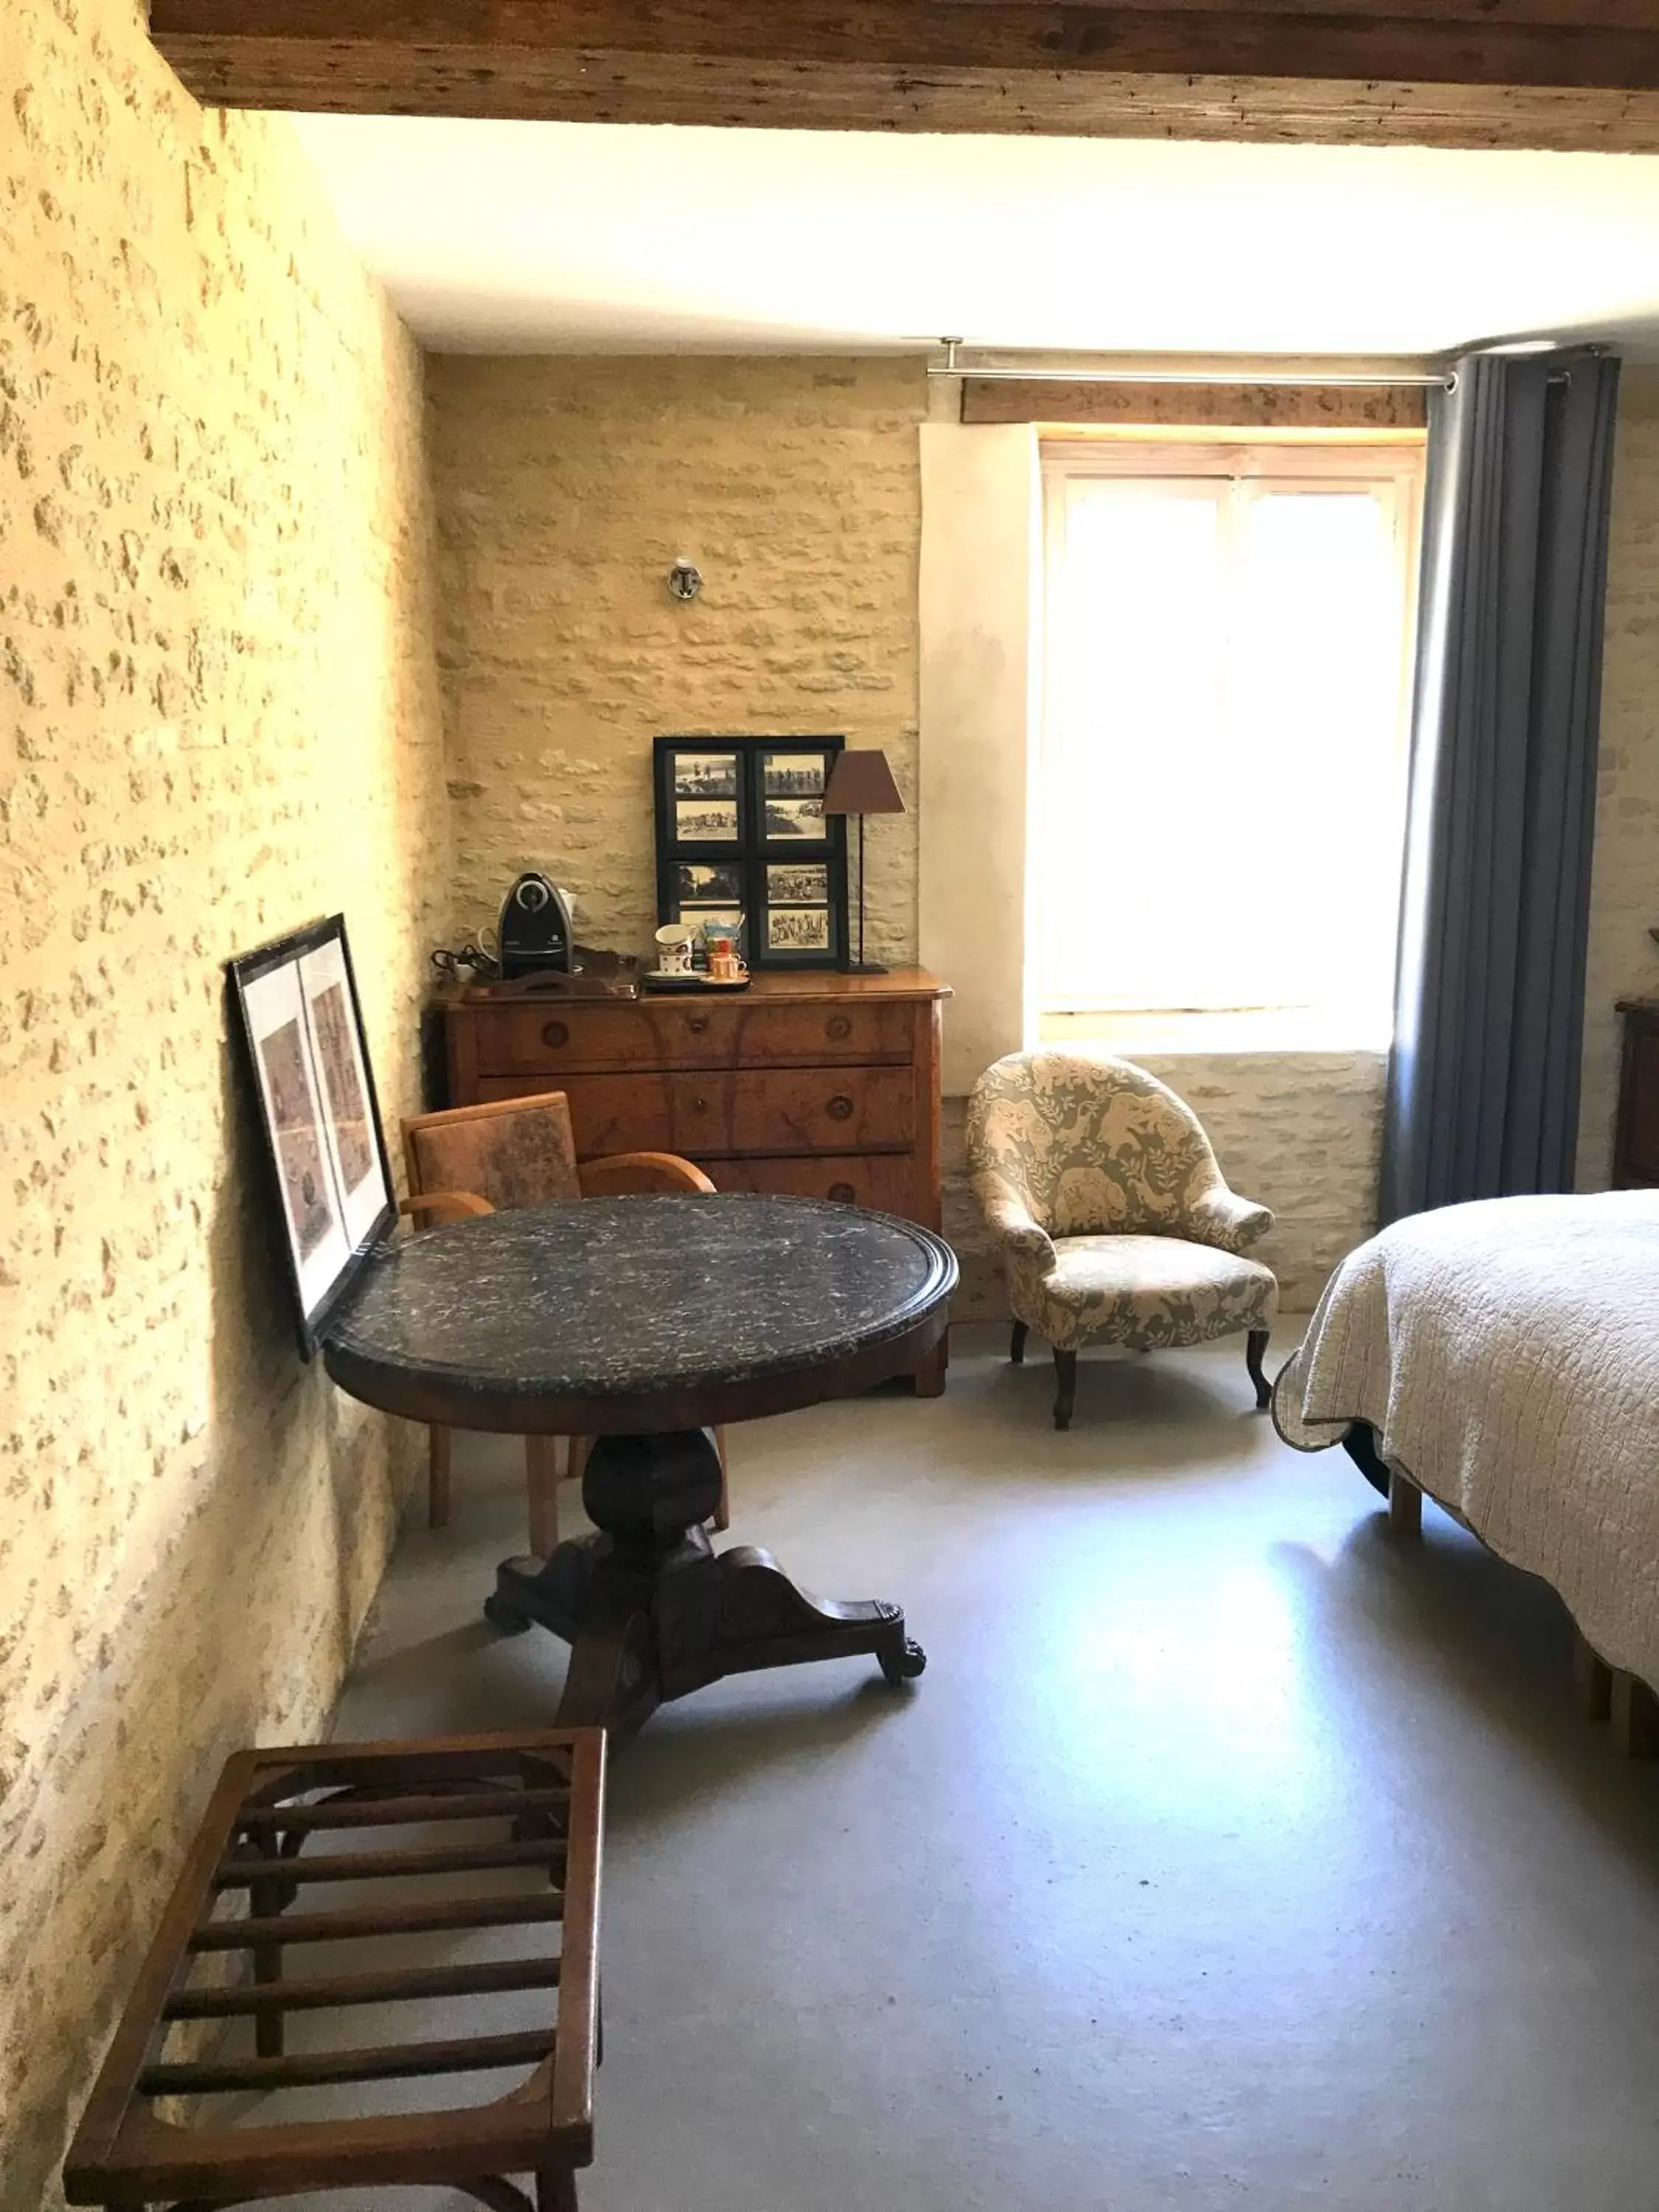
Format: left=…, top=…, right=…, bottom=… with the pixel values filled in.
left=675, top=799, right=740, bottom=844
left=763, top=750, right=828, bottom=797
left=767, top=905, right=832, bottom=954
left=654, top=736, right=850, bottom=968
left=762, top=794, right=824, bottom=841
left=229, top=915, right=394, bottom=1358
left=676, top=860, right=744, bottom=906
left=673, top=751, right=739, bottom=799
left=766, top=861, right=829, bottom=906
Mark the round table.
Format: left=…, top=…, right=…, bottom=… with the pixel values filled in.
left=324, top=1194, right=957, bottom=1736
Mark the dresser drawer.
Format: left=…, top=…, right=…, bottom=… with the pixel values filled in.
left=481, top=1067, right=916, bottom=1158
left=466, top=996, right=917, bottom=1077
left=701, top=1154, right=920, bottom=1213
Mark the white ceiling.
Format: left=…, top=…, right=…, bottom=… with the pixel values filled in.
left=288, top=115, right=1659, bottom=361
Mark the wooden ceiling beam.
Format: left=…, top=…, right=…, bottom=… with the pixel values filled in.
left=147, top=1, right=1659, bottom=152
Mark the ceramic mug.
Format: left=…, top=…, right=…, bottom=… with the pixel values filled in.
left=654, top=922, right=695, bottom=975
left=706, top=933, right=746, bottom=983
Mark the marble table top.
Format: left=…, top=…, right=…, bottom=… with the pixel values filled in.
left=324, top=1194, right=957, bottom=1426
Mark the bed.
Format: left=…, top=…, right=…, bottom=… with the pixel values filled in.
left=1273, top=1189, right=1659, bottom=1731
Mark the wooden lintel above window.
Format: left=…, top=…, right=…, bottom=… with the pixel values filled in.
left=962, top=381, right=1430, bottom=431
left=147, top=1, right=1659, bottom=154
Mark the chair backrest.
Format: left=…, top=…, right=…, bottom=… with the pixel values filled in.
left=403, top=1092, right=582, bottom=1215
left=967, top=1050, right=1224, bottom=1239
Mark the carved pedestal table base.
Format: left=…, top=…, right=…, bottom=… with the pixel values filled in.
left=324, top=1194, right=955, bottom=1742
left=484, top=1426, right=924, bottom=1734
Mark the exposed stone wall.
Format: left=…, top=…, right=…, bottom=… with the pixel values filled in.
left=1579, top=366, right=1659, bottom=1186
left=428, top=354, right=924, bottom=964
left=428, top=359, right=1389, bottom=1312
left=431, top=357, right=1659, bottom=1316
left=0, top=3, right=445, bottom=2199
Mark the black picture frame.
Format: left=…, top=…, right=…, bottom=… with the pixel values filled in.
left=653, top=735, right=849, bottom=969
left=227, top=914, right=396, bottom=1360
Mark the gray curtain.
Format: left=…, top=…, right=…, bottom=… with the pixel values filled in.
left=1379, top=347, right=1621, bottom=1224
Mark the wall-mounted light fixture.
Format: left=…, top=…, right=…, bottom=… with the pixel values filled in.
left=667, top=557, right=703, bottom=602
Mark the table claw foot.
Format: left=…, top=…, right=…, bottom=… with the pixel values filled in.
left=879, top=1634, right=927, bottom=1686
left=666, top=1545, right=925, bottom=1694
left=484, top=1587, right=532, bottom=1636
left=489, top=1538, right=604, bottom=1643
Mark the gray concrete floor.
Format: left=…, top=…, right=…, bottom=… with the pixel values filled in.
left=256, top=1323, right=1659, bottom=2211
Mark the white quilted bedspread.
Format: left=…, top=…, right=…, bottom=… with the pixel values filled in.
left=1273, top=1189, right=1659, bottom=1684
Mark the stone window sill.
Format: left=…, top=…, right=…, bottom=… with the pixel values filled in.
left=1037, top=1008, right=1392, bottom=1057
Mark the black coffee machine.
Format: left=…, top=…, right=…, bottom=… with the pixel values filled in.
left=489, top=872, right=639, bottom=997
left=497, top=872, right=574, bottom=978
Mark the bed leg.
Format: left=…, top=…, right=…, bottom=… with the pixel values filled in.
left=1610, top=1671, right=1659, bottom=1759
left=1387, top=1472, right=1422, bottom=1538
left=1571, top=1630, right=1613, bottom=1722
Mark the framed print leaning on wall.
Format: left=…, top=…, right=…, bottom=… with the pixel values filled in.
left=229, top=914, right=395, bottom=1357
left=653, top=735, right=851, bottom=968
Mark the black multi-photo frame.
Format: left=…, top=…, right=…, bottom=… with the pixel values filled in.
left=227, top=914, right=395, bottom=1359
left=653, top=736, right=850, bottom=969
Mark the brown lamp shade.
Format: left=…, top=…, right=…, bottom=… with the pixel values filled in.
left=821, top=748, right=905, bottom=818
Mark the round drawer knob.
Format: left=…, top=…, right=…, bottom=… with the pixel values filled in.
left=826, top=1015, right=852, bottom=1042
left=541, top=1020, right=568, bottom=1048
left=827, top=1094, right=854, bottom=1122
left=688, top=1014, right=710, bottom=1034
left=828, top=1181, right=857, bottom=1203
left=692, top=1096, right=709, bottom=1112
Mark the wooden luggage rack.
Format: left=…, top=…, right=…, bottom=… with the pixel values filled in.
left=64, top=1729, right=604, bottom=2212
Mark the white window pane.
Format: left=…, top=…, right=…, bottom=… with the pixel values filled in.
left=1232, top=491, right=1407, bottom=1019
left=1040, top=483, right=1226, bottom=1011
left=1037, top=466, right=1413, bottom=1030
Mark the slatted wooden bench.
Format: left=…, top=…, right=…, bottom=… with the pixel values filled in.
left=64, top=1728, right=605, bottom=2212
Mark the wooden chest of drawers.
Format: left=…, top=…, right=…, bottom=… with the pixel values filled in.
left=442, top=968, right=952, bottom=1387
left=1614, top=998, right=1659, bottom=1188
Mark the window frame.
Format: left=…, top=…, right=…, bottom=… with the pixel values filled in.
left=1034, top=431, right=1425, bottom=1041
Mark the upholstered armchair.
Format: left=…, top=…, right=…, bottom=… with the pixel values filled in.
left=967, top=1051, right=1279, bottom=1429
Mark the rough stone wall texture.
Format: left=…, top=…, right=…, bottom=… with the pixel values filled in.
left=1579, top=366, right=1659, bottom=1187
left=428, top=354, right=925, bottom=964
left=431, top=357, right=1659, bottom=1319
left=0, top=3, right=445, bottom=2199
left=429, top=358, right=1391, bottom=1315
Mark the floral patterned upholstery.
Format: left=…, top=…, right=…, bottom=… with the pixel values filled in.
left=966, top=1051, right=1279, bottom=1354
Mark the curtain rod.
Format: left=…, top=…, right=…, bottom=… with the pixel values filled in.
left=931, top=340, right=1455, bottom=390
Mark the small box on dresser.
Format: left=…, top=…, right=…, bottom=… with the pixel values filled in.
left=442, top=969, right=952, bottom=1391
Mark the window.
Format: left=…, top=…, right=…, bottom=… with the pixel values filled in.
left=1035, top=439, right=1423, bottom=1048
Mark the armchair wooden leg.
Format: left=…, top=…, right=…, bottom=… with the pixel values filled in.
left=1053, top=1349, right=1077, bottom=1432
left=913, top=1337, right=948, bottom=1397
left=537, top=2164, right=580, bottom=2211
left=1010, top=1320, right=1028, bottom=1365
left=525, top=1436, right=561, bottom=1559
left=428, top=1425, right=452, bottom=1530
left=1245, top=1328, right=1272, bottom=1411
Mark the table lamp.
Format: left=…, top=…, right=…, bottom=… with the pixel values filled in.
left=822, top=748, right=905, bottom=975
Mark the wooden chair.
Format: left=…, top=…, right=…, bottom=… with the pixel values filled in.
left=401, top=1091, right=730, bottom=1549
